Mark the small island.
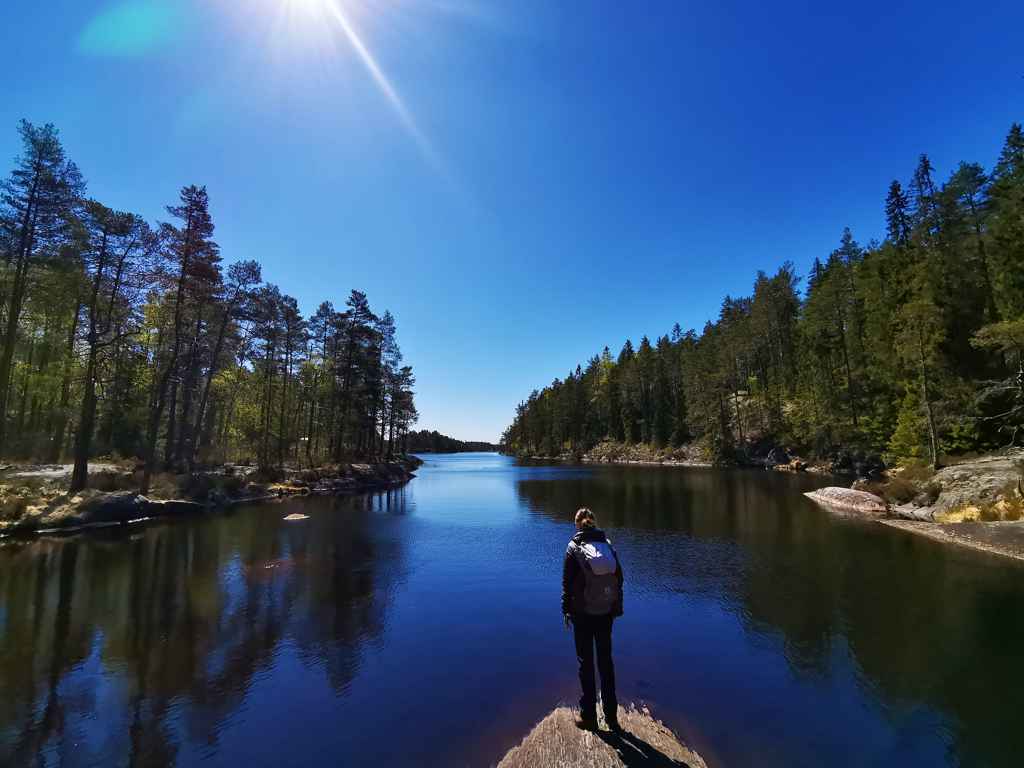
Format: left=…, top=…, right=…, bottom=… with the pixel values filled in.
left=405, top=429, right=500, bottom=453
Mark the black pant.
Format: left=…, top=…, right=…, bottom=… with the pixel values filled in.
left=572, top=613, right=617, bottom=720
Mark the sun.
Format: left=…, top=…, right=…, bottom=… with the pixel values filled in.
left=225, top=0, right=442, bottom=170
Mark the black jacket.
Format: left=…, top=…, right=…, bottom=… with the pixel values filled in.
left=561, top=527, right=624, bottom=617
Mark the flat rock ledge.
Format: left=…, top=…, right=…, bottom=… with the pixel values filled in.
left=804, top=487, right=888, bottom=516
left=7, top=492, right=206, bottom=535
left=497, top=706, right=706, bottom=768
left=880, top=519, right=1024, bottom=563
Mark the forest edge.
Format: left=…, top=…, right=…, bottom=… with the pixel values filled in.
left=0, top=455, right=422, bottom=537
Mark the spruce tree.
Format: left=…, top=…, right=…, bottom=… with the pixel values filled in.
left=885, top=180, right=911, bottom=247
left=988, top=124, right=1024, bottom=320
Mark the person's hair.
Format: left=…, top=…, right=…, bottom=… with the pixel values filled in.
left=575, top=508, right=596, bottom=528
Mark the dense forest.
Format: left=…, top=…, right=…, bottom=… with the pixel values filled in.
left=0, top=120, right=418, bottom=491
left=405, top=429, right=498, bottom=453
left=503, top=122, right=1024, bottom=468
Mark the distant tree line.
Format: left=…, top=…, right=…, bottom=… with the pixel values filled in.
left=503, top=123, right=1024, bottom=468
left=405, top=429, right=498, bottom=453
left=0, top=120, right=418, bottom=490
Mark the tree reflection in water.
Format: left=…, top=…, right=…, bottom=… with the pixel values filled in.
left=4, top=461, right=1024, bottom=768
left=515, top=464, right=1024, bottom=768
left=0, top=489, right=408, bottom=766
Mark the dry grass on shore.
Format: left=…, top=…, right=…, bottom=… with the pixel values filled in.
left=496, top=706, right=706, bottom=768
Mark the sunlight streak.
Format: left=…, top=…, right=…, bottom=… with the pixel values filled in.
left=322, top=0, right=441, bottom=170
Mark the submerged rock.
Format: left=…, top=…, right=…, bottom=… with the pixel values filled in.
left=497, top=706, right=706, bottom=768
left=804, top=487, right=888, bottom=516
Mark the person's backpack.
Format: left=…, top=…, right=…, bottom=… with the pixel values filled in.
left=573, top=537, right=621, bottom=615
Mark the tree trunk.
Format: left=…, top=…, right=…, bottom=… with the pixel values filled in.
left=69, top=349, right=98, bottom=492
left=188, top=301, right=235, bottom=470
left=28, top=320, right=52, bottom=435
left=918, top=343, right=939, bottom=471
left=141, top=341, right=177, bottom=494
left=305, top=375, right=317, bottom=466
left=0, top=174, right=40, bottom=456
left=142, top=210, right=192, bottom=492
left=175, top=309, right=204, bottom=468
left=15, top=335, right=34, bottom=440
left=70, top=229, right=112, bottom=492
left=163, top=379, right=178, bottom=469
left=99, top=326, right=124, bottom=450
left=49, top=297, right=81, bottom=463
left=0, top=257, right=30, bottom=453
left=278, top=343, right=290, bottom=468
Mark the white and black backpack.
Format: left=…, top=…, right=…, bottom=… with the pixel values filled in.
left=573, top=537, right=621, bottom=615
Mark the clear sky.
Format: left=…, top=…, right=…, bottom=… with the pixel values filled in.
left=2, top=1, right=1022, bottom=442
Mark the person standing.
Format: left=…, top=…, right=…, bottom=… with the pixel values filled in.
left=562, top=507, right=624, bottom=731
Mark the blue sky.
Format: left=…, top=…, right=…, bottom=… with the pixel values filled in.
left=2, top=0, right=1021, bottom=441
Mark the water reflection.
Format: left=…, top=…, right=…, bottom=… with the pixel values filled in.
left=0, top=490, right=407, bottom=766
left=3, top=458, right=1024, bottom=767
left=515, top=464, right=1024, bottom=767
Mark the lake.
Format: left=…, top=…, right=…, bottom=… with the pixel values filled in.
left=2, top=452, right=1023, bottom=767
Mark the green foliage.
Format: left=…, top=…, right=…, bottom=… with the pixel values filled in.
left=888, top=388, right=928, bottom=462
left=505, top=120, right=1024, bottom=461
left=406, top=430, right=497, bottom=453
left=971, top=319, right=1024, bottom=357
left=940, top=418, right=981, bottom=456
left=0, top=121, right=418, bottom=476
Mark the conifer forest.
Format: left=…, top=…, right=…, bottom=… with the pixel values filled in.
left=504, top=123, right=1024, bottom=467
left=0, top=120, right=418, bottom=491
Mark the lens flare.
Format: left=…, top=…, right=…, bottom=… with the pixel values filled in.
left=78, top=0, right=180, bottom=57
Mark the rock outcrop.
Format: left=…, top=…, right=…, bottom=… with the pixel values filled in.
left=804, top=487, right=888, bottom=516
left=497, top=706, right=706, bottom=768
left=6, top=491, right=207, bottom=533
left=928, top=452, right=1023, bottom=514
left=580, top=441, right=710, bottom=467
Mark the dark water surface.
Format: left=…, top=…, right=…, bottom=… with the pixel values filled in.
left=2, top=453, right=1024, bottom=767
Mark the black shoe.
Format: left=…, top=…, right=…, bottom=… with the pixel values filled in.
left=605, top=717, right=622, bottom=733
left=575, top=715, right=599, bottom=731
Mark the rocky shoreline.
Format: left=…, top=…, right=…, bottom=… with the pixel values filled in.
left=496, top=705, right=706, bottom=768
left=518, top=440, right=1024, bottom=564
left=515, top=439, right=881, bottom=476
left=0, top=457, right=421, bottom=538
left=804, top=450, right=1024, bottom=563
left=879, top=519, right=1024, bottom=563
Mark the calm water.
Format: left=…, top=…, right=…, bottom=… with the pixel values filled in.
left=2, top=453, right=1023, bottom=767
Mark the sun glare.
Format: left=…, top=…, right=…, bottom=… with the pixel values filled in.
left=286, top=0, right=330, bottom=15
left=270, top=0, right=440, bottom=169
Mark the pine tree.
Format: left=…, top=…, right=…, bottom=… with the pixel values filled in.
left=70, top=202, right=152, bottom=491
left=0, top=121, right=82, bottom=452
left=143, top=185, right=219, bottom=490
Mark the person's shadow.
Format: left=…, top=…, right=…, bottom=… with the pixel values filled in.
left=595, top=729, right=698, bottom=768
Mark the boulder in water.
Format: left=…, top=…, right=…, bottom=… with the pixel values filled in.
left=804, top=487, right=888, bottom=516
